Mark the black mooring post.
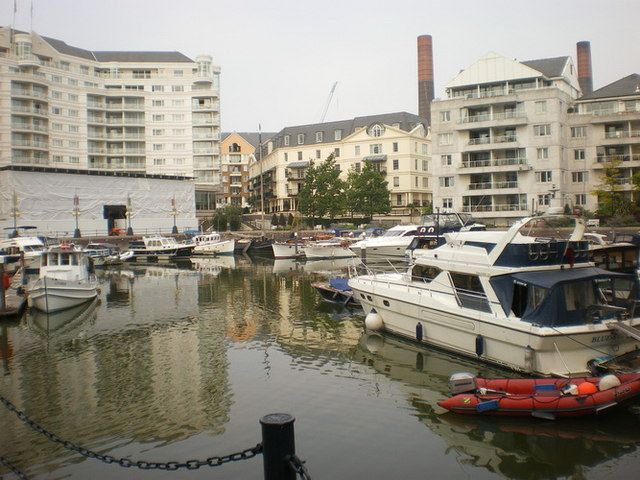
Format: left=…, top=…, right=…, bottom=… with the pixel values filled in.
left=260, top=413, right=296, bottom=480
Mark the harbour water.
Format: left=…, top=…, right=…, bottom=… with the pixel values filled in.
left=1, top=256, right=640, bottom=479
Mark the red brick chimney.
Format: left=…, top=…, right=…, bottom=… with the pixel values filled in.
left=417, top=35, right=434, bottom=123
left=576, top=41, right=593, bottom=95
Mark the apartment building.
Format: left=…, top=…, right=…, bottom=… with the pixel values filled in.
left=431, top=52, right=581, bottom=226
left=568, top=74, right=640, bottom=210
left=248, top=112, right=431, bottom=214
left=219, top=132, right=275, bottom=209
left=0, top=28, right=220, bottom=232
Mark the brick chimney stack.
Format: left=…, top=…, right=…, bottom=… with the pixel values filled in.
left=417, top=35, right=434, bottom=123
left=576, top=41, right=593, bottom=95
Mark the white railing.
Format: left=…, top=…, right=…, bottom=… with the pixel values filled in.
left=468, top=181, right=518, bottom=190
left=11, top=89, right=48, bottom=99
left=604, top=130, right=640, bottom=139
left=460, top=111, right=526, bottom=123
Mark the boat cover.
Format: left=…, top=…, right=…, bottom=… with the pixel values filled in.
left=329, top=278, right=350, bottom=291
left=490, top=267, right=634, bottom=326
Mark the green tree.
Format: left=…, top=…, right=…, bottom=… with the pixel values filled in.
left=297, top=161, right=319, bottom=225
left=271, top=213, right=278, bottom=227
left=593, top=157, right=634, bottom=218
left=278, top=213, right=287, bottom=227
left=287, top=213, right=294, bottom=226
left=298, top=154, right=346, bottom=223
left=346, top=162, right=391, bottom=219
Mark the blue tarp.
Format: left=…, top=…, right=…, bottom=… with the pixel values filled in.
left=329, top=278, right=350, bottom=291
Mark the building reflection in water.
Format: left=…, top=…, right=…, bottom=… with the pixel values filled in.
left=356, top=332, right=640, bottom=478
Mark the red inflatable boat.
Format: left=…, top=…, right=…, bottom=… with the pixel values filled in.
left=438, top=372, right=640, bottom=419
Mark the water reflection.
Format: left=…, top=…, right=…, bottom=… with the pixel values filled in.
left=28, top=297, right=99, bottom=336
left=356, top=332, right=640, bottom=478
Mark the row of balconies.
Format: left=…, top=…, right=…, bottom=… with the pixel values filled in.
left=88, top=148, right=146, bottom=155
left=11, top=105, right=48, bottom=115
left=12, top=88, right=48, bottom=99
left=468, top=134, right=517, bottom=145
left=468, top=181, right=518, bottom=190
left=595, top=154, right=640, bottom=163
left=459, top=111, right=526, bottom=124
left=604, top=130, right=640, bottom=139
left=461, top=157, right=528, bottom=168
left=87, top=102, right=145, bottom=111
left=12, top=139, right=49, bottom=149
left=88, top=159, right=146, bottom=170
left=461, top=204, right=526, bottom=213
left=87, top=132, right=146, bottom=139
left=11, top=155, right=49, bottom=165
left=12, top=122, right=48, bottom=133
left=87, top=116, right=146, bottom=125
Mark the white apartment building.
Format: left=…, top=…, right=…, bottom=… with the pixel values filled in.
left=568, top=74, right=640, bottom=211
left=431, top=52, right=581, bottom=226
left=0, top=28, right=220, bottom=233
left=248, top=112, right=431, bottom=214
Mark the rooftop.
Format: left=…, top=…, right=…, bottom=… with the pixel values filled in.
left=578, top=74, right=640, bottom=101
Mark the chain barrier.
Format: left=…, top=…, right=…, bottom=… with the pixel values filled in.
left=287, top=454, right=312, bottom=480
left=0, top=456, right=29, bottom=480
left=0, top=393, right=263, bottom=473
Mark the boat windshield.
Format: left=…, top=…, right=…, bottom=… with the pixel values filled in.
left=422, top=213, right=476, bottom=229
left=382, top=228, right=417, bottom=238
left=517, top=216, right=578, bottom=241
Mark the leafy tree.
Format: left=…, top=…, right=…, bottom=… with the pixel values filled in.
left=278, top=213, right=286, bottom=227
left=288, top=213, right=294, bottom=226
left=592, top=157, right=634, bottom=218
left=297, top=161, right=318, bottom=224
left=346, top=162, right=391, bottom=219
left=298, top=154, right=346, bottom=223
left=422, top=201, right=433, bottom=215
left=271, top=213, right=278, bottom=227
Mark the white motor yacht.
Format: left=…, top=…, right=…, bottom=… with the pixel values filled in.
left=192, top=232, right=235, bottom=256
left=122, top=235, right=194, bottom=261
left=303, top=237, right=357, bottom=260
left=0, top=236, right=45, bottom=272
left=29, top=244, right=98, bottom=313
left=349, top=224, right=423, bottom=259
left=349, top=216, right=640, bottom=376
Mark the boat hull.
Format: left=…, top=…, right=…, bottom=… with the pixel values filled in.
left=303, top=244, right=356, bottom=259
left=272, top=242, right=304, bottom=259
left=193, top=239, right=235, bottom=255
left=29, top=277, right=98, bottom=313
left=438, top=373, right=640, bottom=417
left=349, top=238, right=415, bottom=259
left=349, top=274, right=640, bottom=376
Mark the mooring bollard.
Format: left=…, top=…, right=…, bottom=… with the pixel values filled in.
left=260, top=413, right=296, bottom=480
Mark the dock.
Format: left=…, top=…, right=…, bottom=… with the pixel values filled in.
left=0, top=267, right=27, bottom=319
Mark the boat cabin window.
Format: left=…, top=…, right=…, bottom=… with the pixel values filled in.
left=61, top=253, right=70, bottom=265
left=71, top=254, right=79, bottom=266
left=450, top=273, right=491, bottom=312
left=411, top=265, right=442, bottom=283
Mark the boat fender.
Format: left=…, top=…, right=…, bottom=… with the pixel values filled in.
left=365, top=311, right=383, bottom=331
left=475, top=335, right=484, bottom=357
left=598, top=374, right=621, bottom=391
left=577, top=382, right=597, bottom=395
left=416, top=323, right=423, bottom=342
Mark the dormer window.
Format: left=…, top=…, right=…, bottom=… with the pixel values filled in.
left=315, top=131, right=323, bottom=142
left=297, top=133, right=305, bottom=145
left=284, top=135, right=290, bottom=146
left=334, top=129, right=342, bottom=140
left=368, top=124, right=384, bottom=137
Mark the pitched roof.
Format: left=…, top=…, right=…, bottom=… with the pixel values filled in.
left=93, top=51, right=193, bottom=63
left=521, top=56, right=569, bottom=78
left=221, top=132, right=277, bottom=148
left=41, top=36, right=96, bottom=60
left=268, top=112, right=427, bottom=150
left=578, top=74, right=640, bottom=100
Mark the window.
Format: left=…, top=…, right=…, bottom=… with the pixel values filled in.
left=69, top=140, right=79, bottom=148
left=68, top=93, right=78, bottom=101
left=153, top=158, right=165, bottom=165
left=440, top=111, right=451, bottom=122
left=152, top=99, right=164, bottom=107
left=396, top=194, right=403, bottom=206
left=423, top=160, right=429, bottom=171
left=355, top=162, right=361, bottom=172
left=441, top=154, right=452, bottom=166
left=393, top=159, right=399, bottom=170
left=80, top=65, right=89, bottom=75
left=334, top=148, right=340, bottom=158
left=334, top=129, right=342, bottom=140
left=392, top=142, right=398, bottom=152
left=173, top=69, right=183, bottom=77
left=393, top=177, right=399, bottom=187
left=297, top=133, right=304, bottom=144
left=439, top=176, right=454, bottom=187
left=152, top=85, right=164, bottom=92
left=52, top=123, right=62, bottom=131
left=538, top=194, right=551, bottom=206
left=536, top=171, right=552, bottom=182
left=355, top=145, right=360, bottom=155
left=173, top=143, right=186, bottom=150
left=450, top=273, right=490, bottom=312
left=284, top=135, right=290, bottom=146
left=316, top=150, right=321, bottom=159
left=51, top=75, right=61, bottom=83
left=370, top=144, right=382, bottom=154
left=174, top=158, right=185, bottom=165
left=172, top=114, right=184, bottom=121
left=172, top=128, right=185, bottom=135
left=69, top=125, right=79, bottom=133
left=535, top=101, right=547, bottom=113
left=575, top=194, right=586, bottom=206
left=68, top=109, right=78, bottom=117
left=172, top=99, right=185, bottom=107
left=370, top=124, right=383, bottom=137
left=572, top=171, right=588, bottom=182
left=172, top=85, right=184, bottom=92
left=315, top=131, right=323, bottom=143
left=422, top=177, right=428, bottom=188
left=297, top=151, right=302, bottom=160
left=153, top=114, right=165, bottom=121
left=53, top=155, right=62, bottom=162
left=68, top=156, right=79, bottom=163
left=284, top=152, right=288, bottom=161
left=415, top=177, right=419, bottom=187
left=534, top=124, right=551, bottom=136
left=571, top=126, right=587, bottom=138
left=153, top=129, right=164, bottom=135
left=51, top=107, right=61, bottom=115
left=52, top=91, right=62, bottom=99
left=153, top=144, right=163, bottom=151
left=438, top=133, right=453, bottom=145
left=422, top=143, right=428, bottom=155
left=537, top=147, right=549, bottom=160
left=574, top=149, right=586, bottom=160
left=52, top=139, right=63, bottom=147
left=68, top=78, right=78, bottom=86
left=133, top=70, right=151, bottom=79
left=415, top=159, right=419, bottom=170
left=442, top=198, right=453, bottom=209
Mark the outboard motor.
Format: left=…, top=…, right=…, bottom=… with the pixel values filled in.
left=448, top=372, right=477, bottom=395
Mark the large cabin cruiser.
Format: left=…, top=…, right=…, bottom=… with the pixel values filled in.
left=349, top=216, right=640, bottom=376
left=122, top=236, right=194, bottom=261
left=349, top=224, right=424, bottom=259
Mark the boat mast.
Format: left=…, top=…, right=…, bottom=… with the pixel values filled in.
left=258, top=124, right=265, bottom=235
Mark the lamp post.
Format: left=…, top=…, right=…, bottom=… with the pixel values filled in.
left=10, top=191, right=19, bottom=238
left=126, top=195, right=133, bottom=235
left=72, top=194, right=81, bottom=238
left=170, top=195, right=178, bottom=234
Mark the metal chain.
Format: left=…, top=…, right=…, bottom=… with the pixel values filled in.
left=287, top=454, right=312, bottom=480
left=0, top=455, right=29, bottom=480
left=0, top=394, right=262, bottom=471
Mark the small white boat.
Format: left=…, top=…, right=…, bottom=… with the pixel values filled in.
left=84, top=242, right=122, bottom=267
left=303, top=237, right=357, bottom=259
left=192, top=232, right=235, bottom=256
left=0, top=236, right=45, bottom=272
left=349, top=224, right=424, bottom=259
left=272, top=241, right=305, bottom=259
left=29, top=244, right=98, bottom=313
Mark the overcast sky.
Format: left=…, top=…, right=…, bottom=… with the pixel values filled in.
left=4, top=0, right=639, bottom=132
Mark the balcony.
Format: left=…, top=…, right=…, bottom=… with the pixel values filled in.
left=570, top=106, right=640, bottom=122
left=461, top=157, right=528, bottom=169
left=594, top=154, right=640, bottom=167
left=457, top=111, right=527, bottom=130
left=12, top=139, right=49, bottom=149
left=11, top=89, right=47, bottom=99
left=192, top=101, right=220, bottom=111
left=12, top=122, right=48, bottom=133
left=604, top=130, right=640, bottom=140
left=11, top=105, right=48, bottom=116
left=467, top=134, right=517, bottom=149
left=12, top=155, right=49, bottom=166
left=468, top=181, right=518, bottom=191
left=125, top=148, right=146, bottom=155
left=462, top=203, right=526, bottom=213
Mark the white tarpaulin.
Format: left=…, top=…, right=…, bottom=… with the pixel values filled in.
left=0, top=169, right=197, bottom=237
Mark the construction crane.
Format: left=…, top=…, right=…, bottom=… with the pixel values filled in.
left=319, top=82, right=338, bottom=123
